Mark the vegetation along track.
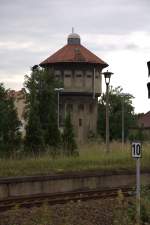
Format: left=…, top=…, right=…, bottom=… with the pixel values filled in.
left=0, top=187, right=134, bottom=212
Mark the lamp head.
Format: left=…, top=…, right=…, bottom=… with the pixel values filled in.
left=103, top=70, right=113, bottom=85
left=54, top=87, right=64, bottom=92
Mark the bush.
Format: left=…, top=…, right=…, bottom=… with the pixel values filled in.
left=62, top=113, right=78, bottom=156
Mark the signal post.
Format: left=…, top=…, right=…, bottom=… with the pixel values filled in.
left=131, top=142, right=142, bottom=225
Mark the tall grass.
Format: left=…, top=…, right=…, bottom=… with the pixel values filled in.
left=0, top=142, right=149, bottom=177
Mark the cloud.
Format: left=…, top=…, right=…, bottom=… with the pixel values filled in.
left=1, top=0, right=150, bottom=40
left=0, top=0, right=150, bottom=112
left=0, top=41, right=33, bottom=50
left=125, top=43, right=139, bottom=50
left=82, top=32, right=150, bottom=54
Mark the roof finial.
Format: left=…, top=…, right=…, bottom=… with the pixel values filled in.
left=72, top=27, right=74, bottom=33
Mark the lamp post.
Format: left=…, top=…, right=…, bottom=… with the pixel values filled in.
left=121, top=95, right=125, bottom=151
left=120, top=93, right=129, bottom=150
left=103, top=70, right=113, bottom=152
left=54, top=88, right=64, bottom=129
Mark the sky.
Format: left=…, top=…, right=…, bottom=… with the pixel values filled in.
left=0, top=0, right=150, bottom=113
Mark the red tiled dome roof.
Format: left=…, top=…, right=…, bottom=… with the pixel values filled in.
left=40, top=43, right=108, bottom=67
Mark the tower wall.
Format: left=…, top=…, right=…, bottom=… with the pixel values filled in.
left=60, top=95, right=98, bottom=143
left=48, top=63, right=103, bottom=143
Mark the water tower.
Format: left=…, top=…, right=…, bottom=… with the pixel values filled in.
left=40, top=32, right=108, bottom=143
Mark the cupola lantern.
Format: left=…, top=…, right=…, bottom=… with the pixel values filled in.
left=67, top=33, right=81, bottom=45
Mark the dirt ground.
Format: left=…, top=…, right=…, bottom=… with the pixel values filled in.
left=0, top=197, right=134, bottom=225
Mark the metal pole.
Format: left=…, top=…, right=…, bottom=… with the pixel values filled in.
left=106, top=83, right=109, bottom=152
left=122, top=96, right=125, bottom=150
left=57, top=91, right=59, bottom=129
left=136, top=158, right=141, bottom=225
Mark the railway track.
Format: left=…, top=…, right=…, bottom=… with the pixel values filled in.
left=0, top=187, right=134, bottom=212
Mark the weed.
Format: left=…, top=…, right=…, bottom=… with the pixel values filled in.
left=0, top=142, right=149, bottom=177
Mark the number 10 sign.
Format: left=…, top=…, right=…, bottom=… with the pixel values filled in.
left=131, top=142, right=142, bottom=158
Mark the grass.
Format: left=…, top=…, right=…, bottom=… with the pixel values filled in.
left=0, top=142, right=150, bottom=177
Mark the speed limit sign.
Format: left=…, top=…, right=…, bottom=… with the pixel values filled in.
left=131, top=142, right=142, bottom=158
left=131, top=142, right=142, bottom=223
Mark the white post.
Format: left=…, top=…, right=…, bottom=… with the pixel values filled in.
left=136, top=158, right=140, bottom=225
left=131, top=142, right=141, bottom=225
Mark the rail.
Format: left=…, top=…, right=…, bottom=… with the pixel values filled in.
left=0, top=187, right=134, bottom=212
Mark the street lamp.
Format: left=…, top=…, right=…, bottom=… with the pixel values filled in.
left=54, top=88, right=64, bottom=129
left=120, top=93, right=129, bottom=150
left=103, top=70, right=113, bottom=152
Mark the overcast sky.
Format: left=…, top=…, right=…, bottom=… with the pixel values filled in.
left=0, top=0, right=150, bottom=113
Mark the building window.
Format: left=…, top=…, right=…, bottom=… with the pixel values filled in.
left=55, top=70, right=61, bottom=77
left=87, top=74, right=92, bottom=78
left=65, top=74, right=71, bottom=78
left=89, top=103, right=93, bottom=113
left=75, top=71, right=83, bottom=88
left=66, top=104, right=73, bottom=113
left=86, top=70, right=92, bottom=77
left=64, top=71, right=72, bottom=88
left=55, top=74, right=60, bottom=79
left=76, top=74, right=82, bottom=78
left=78, top=104, right=84, bottom=112
left=79, top=118, right=82, bottom=127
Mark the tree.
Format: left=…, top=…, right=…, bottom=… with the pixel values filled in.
left=0, top=83, right=21, bottom=155
left=24, top=67, right=45, bottom=154
left=62, top=113, right=78, bottom=156
left=37, top=68, right=61, bottom=148
left=24, top=107, right=45, bottom=154
left=24, top=66, right=61, bottom=154
left=97, top=86, right=137, bottom=141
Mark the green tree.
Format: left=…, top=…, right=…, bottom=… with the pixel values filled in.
left=24, top=107, right=45, bottom=154
left=0, top=83, right=21, bottom=155
left=97, top=86, right=137, bottom=141
left=62, top=113, right=78, bottom=156
left=24, top=66, right=61, bottom=154
left=24, top=67, right=45, bottom=154
left=37, top=68, right=61, bottom=148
